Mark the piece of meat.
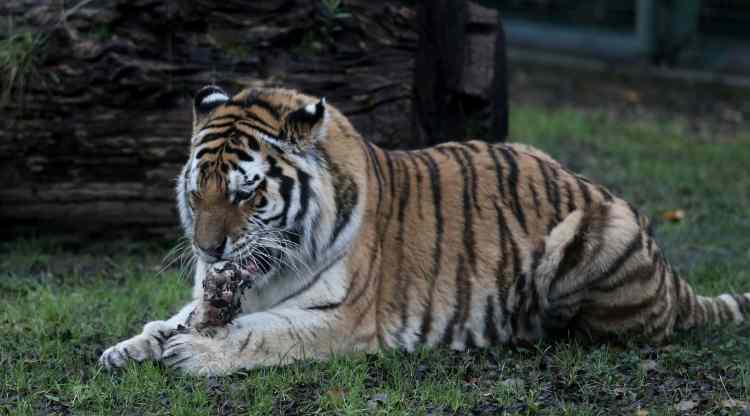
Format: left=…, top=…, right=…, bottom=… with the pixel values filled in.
left=187, top=261, right=255, bottom=331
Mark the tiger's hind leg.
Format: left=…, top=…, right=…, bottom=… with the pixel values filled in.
left=529, top=202, right=680, bottom=343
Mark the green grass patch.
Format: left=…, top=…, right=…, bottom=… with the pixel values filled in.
left=2, top=104, right=749, bottom=415
left=0, top=30, right=46, bottom=106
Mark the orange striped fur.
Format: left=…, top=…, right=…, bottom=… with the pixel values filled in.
left=100, top=87, right=750, bottom=376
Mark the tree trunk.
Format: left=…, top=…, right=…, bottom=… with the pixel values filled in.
left=411, top=0, right=507, bottom=148
left=492, top=11, right=509, bottom=141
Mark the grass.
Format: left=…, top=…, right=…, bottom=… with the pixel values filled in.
left=2, top=104, right=750, bottom=415
left=0, top=30, right=46, bottom=106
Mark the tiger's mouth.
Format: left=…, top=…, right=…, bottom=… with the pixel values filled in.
left=238, top=261, right=260, bottom=276
left=233, top=246, right=282, bottom=277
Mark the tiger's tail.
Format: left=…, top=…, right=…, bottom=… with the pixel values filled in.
left=672, top=275, right=750, bottom=330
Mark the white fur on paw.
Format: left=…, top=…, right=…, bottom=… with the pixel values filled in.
left=99, top=334, right=159, bottom=370
left=142, top=320, right=176, bottom=343
left=99, top=325, right=172, bottom=370
left=100, top=344, right=129, bottom=370
left=162, top=332, right=229, bottom=376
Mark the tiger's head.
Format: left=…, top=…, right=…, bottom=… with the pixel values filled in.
left=176, top=86, right=363, bottom=284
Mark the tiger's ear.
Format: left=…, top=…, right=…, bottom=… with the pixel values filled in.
left=192, top=85, right=229, bottom=133
left=279, top=98, right=328, bottom=151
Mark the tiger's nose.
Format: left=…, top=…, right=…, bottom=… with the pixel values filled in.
left=198, top=239, right=226, bottom=260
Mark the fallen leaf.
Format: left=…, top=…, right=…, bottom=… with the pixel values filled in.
left=675, top=400, right=698, bottom=412
left=634, top=410, right=649, bottom=416
left=662, top=210, right=685, bottom=222
left=721, top=399, right=750, bottom=410
left=326, top=387, right=347, bottom=401
left=622, top=89, right=641, bottom=104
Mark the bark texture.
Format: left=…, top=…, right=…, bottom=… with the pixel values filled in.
left=411, top=0, right=507, bottom=147
left=0, top=0, right=506, bottom=235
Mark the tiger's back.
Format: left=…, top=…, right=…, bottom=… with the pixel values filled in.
left=347, top=139, right=676, bottom=351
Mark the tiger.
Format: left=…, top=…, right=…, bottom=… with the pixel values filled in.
left=99, top=85, right=750, bottom=376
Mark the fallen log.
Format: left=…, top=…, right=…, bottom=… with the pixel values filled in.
left=0, top=0, right=505, bottom=236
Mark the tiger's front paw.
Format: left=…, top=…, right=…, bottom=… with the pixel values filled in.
left=161, top=331, right=233, bottom=376
left=99, top=321, right=173, bottom=370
